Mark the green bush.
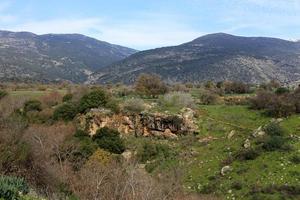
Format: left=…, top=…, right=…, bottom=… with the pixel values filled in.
left=263, top=122, right=285, bottom=137
left=137, top=141, right=174, bottom=163
left=93, top=127, right=125, bottom=154
left=0, top=90, right=7, bottom=100
left=290, top=154, right=300, bottom=164
left=0, top=176, right=29, bottom=200
left=24, top=100, right=42, bottom=113
left=275, top=87, right=290, bottom=95
left=262, top=136, right=287, bottom=151
left=159, top=92, right=195, bottom=109
left=78, top=89, right=109, bottom=113
left=53, top=102, right=78, bottom=121
left=62, top=93, right=73, bottom=102
left=235, top=148, right=261, bottom=160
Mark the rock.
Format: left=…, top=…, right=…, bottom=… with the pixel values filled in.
left=198, top=136, right=217, bottom=143
left=244, top=139, right=251, bottom=148
left=163, top=128, right=178, bottom=139
left=221, top=165, right=232, bottom=176
left=76, top=108, right=198, bottom=138
left=252, top=126, right=265, bottom=138
left=121, top=150, right=133, bottom=162
left=228, top=130, right=235, bottom=139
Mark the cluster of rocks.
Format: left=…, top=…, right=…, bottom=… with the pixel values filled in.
left=76, top=108, right=198, bottom=138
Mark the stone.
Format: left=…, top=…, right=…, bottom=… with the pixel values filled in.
left=244, top=139, right=251, bottom=149
left=221, top=165, right=232, bottom=176
left=252, top=126, right=265, bottom=138
left=163, top=128, right=178, bottom=139
left=121, top=150, right=133, bottom=162
left=228, top=130, right=235, bottom=139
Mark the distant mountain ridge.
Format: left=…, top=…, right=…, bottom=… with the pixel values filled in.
left=90, top=33, right=300, bottom=84
left=0, top=30, right=137, bottom=83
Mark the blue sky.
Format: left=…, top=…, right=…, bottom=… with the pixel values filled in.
left=0, top=0, right=300, bottom=50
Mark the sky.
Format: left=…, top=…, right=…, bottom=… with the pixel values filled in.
left=0, top=0, right=300, bottom=50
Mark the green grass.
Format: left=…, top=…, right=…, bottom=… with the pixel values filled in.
left=173, top=105, right=300, bottom=199
left=9, top=89, right=66, bottom=98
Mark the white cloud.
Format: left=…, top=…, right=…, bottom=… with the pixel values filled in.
left=8, top=15, right=204, bottom=50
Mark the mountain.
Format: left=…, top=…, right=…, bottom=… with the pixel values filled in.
left=0, top=30, right=137, bottom=83
left=90, top=33, right=300, bottom=84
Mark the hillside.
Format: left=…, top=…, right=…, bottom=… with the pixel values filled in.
left=0, top=30, right=137, bottom=83
left=90, top=33, right=300, bottom=84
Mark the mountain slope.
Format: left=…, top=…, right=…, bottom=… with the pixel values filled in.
left=90, top=33, right=300, bottom=84
left=0, top=30, right=137, bottom=83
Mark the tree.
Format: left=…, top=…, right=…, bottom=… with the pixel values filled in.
left=135, top=74, right=168, bottom=98
left=93, top=127, right=125, bottom=154
left=24, top=100, right=42, bottom=113
left=78, top=89, right=109, bottom=113
left=53, top=102, right=78, bottom=121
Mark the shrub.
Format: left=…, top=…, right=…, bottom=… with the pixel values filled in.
left=263, top=122, right=285, bottom=137
left=62, top=93, right=73, bottom=102
left=123, top=98, right=146, bottom=114
left=290, top=154, right=300, bottom=164
left=199, top=90, right=220, bottom=105
left=0, top=176, right=29, bottom=200
left=159, top=92, right=195, bottom=109
left=53, top=102, right=78, bottom=121
left=93, top=127, right=125, bottom=154
left=40, top=91, right=62, bottom=107
left=250, top=90, right=274, bottom=110
left=78, top=89, right=109, bottom=113
left=235, top=148, right=261, bottom=160
left=24, top=100, right=42, bottom=113
left=137, top=141, right=174, bottom=163
left=224, top=81, right=251, bottom=94
left=135, top=74, right=168, bottom=98
left=0, top=90, right=7, bottom=100
left=275, top=87, right=290, bottom=95
left=265, top=96, right=296, bottom=117
left=262, top=136, right=287, bottom=151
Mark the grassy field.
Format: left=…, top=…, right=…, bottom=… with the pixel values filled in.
left=9, top=89, right=67, bottom=98
left=124, top=104, right=300, bottom=199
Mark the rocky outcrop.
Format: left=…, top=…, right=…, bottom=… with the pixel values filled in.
left=76, top=108, right=198, bottom=138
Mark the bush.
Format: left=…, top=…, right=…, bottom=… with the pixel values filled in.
left=62, top=93, right=73, bottom=102
left=53, top=102, right=78, bottom=121
left=137, top=141, right=174, bottom=163
left=250, top=90, right=274, bottom=110
left=275, top=87, right=290, bottom=95
left=235, top=148, right=261, bottom=160
left=78, top=89, right=109, bottom=113
left=135, top=74, right=168, bottom=98
left=199, top=90, right=220, bottom=105
left=123, top=98, right=146, bottom=114
left=290, top=154, right=300, bottom=164
left=40, top=91, right=62, bottom=107
left=24, top=100, right=42, bottom=113
left=0, top=90, right=7, bottom=100
left=159, top=92, right=195, bottom=109
left=224, top=81, right=251, bottom=94
left=0, top=176, right=29, bottom=200
left=263, top=122, right=285, bottom=137
left=93, top=127, right=125, bottom=154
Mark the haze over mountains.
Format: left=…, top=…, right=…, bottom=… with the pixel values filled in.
left=0, top=30, right=137, bottom=83
left=1, top=30, right=300, bottom=84
left=91, top=33, right=300, bottom=84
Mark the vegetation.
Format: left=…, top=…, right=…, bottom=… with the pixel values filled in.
left=93, top=127, right=125, bottom=154
left=135, top=74, right=168, bottom=98
left=0, top=81, right=299, bottom=200
left=0, top=90, right=7, bottom=100
left=78, top=89, right=109, bottom=113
